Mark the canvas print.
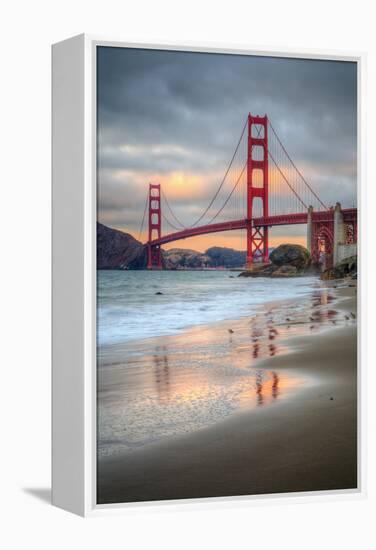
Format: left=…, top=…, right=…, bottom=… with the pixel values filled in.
left=96, top=46, right=357, bottom=504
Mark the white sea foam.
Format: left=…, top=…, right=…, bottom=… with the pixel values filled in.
left=97, top=270, right=319, bottom=346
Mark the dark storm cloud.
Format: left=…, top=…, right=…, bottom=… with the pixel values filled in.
left=97, top=46, right=357, bottom=236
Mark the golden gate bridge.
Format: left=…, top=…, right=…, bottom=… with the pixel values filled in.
left=138, top=114, right=357, bottom=269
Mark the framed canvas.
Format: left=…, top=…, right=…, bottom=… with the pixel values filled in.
left=52, top=34, right=366, bottom=516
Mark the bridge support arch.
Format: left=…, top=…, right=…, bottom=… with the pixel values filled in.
left=308, top=202, right=357, bottom=269
left=312, top=224, right=334, bottom=270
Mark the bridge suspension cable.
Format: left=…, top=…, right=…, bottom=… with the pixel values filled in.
left=204, top=162, right=247, bottom=224
left=161, top=211, right=183, bottom=232
left=161, top=190, right=186, bottom=229
left=154, top=117, right=249, bottom=231
left=268, top=149, right=308, bottom=210
left=189, top=117, right=248, bottom=227
left=138, top=190, right=149, bottom=241
left=191, top=122, right=262, bottom=224
left=268, top=118, right=327, bottom=210
left=158, top=120, right=268, bottom=230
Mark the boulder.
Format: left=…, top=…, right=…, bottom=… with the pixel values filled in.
left=321, top=255, right=357, bottom=280
left=269, top=244, right=310, bottom=270
left=238, top=244, right=311, bottom=278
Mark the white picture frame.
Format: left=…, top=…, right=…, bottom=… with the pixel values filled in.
left=52, top=34, right=366, bottom=517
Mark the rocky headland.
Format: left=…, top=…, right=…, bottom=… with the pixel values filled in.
left=97, top=222, right=147, bottom=269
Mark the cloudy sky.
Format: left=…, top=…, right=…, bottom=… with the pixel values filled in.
left=97, top=46, right=357, bottom=251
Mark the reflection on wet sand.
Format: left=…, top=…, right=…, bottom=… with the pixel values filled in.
left=256, top=371, right=264, bottom=406
left=268, top=328, right=278, bottom=340
left=312, top=286, right=335, bottom=307
left=98, top=283, right=354, bottom=456
left=269, top=344, right=276, bottom=356
left=98, top=321, right=304, bottom=456
left=153, top=346, right=170, bottom=402
left=272, top=372, right=280, bottom=399
left=99, top=334, right=297, bottom=456
left=253, top=342, right=260, bottom=359
left=253, top=371, right=281, bottom=406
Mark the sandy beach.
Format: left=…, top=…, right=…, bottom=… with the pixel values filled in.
left=97, top=282, right=357, bottom=505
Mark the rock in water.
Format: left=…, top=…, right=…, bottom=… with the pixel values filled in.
left=269, top=244, right=310, bottom=270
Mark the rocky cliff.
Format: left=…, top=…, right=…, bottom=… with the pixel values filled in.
left=97, top=223, right=147, bottom=269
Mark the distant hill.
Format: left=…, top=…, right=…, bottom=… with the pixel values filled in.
left=163, top=248, right=210, bottom=269
left=97, top=222, right=274, bottom=269
left=205, top=247, right=246, bottom=268
left=162, top=246, right=249, bottom=269
left=164, top=246, right=275, bottom=269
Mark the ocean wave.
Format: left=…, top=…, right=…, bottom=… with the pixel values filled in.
left=97, top=271, right=318, bottom=346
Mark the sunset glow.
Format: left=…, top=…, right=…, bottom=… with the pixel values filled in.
left=119, top=228, right=307, bottom=253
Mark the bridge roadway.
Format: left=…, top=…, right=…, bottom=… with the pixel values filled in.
left=149, top=208, right=357, bottom=247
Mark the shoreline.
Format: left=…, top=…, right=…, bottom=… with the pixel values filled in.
left=98, top=275, right=347, bottom=359
left=97, top=282, right=357, bottom=504
left=97, top=270, right=325, bottom=351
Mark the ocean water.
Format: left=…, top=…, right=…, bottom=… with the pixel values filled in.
left=97, top=270, right=319, bottom=347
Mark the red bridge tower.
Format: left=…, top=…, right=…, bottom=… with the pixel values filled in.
left=247, top=114, right=269, bottom=267
left=147, top=183, right=162, bottom=269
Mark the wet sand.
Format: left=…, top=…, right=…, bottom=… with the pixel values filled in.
left=97, top=283, right=357, bottom=504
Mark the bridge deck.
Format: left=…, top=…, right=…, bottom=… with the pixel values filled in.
left=149, top=208, right=357, bottom=247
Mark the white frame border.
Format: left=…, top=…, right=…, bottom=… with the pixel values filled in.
left=53, top=33, right=367, bottom=517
